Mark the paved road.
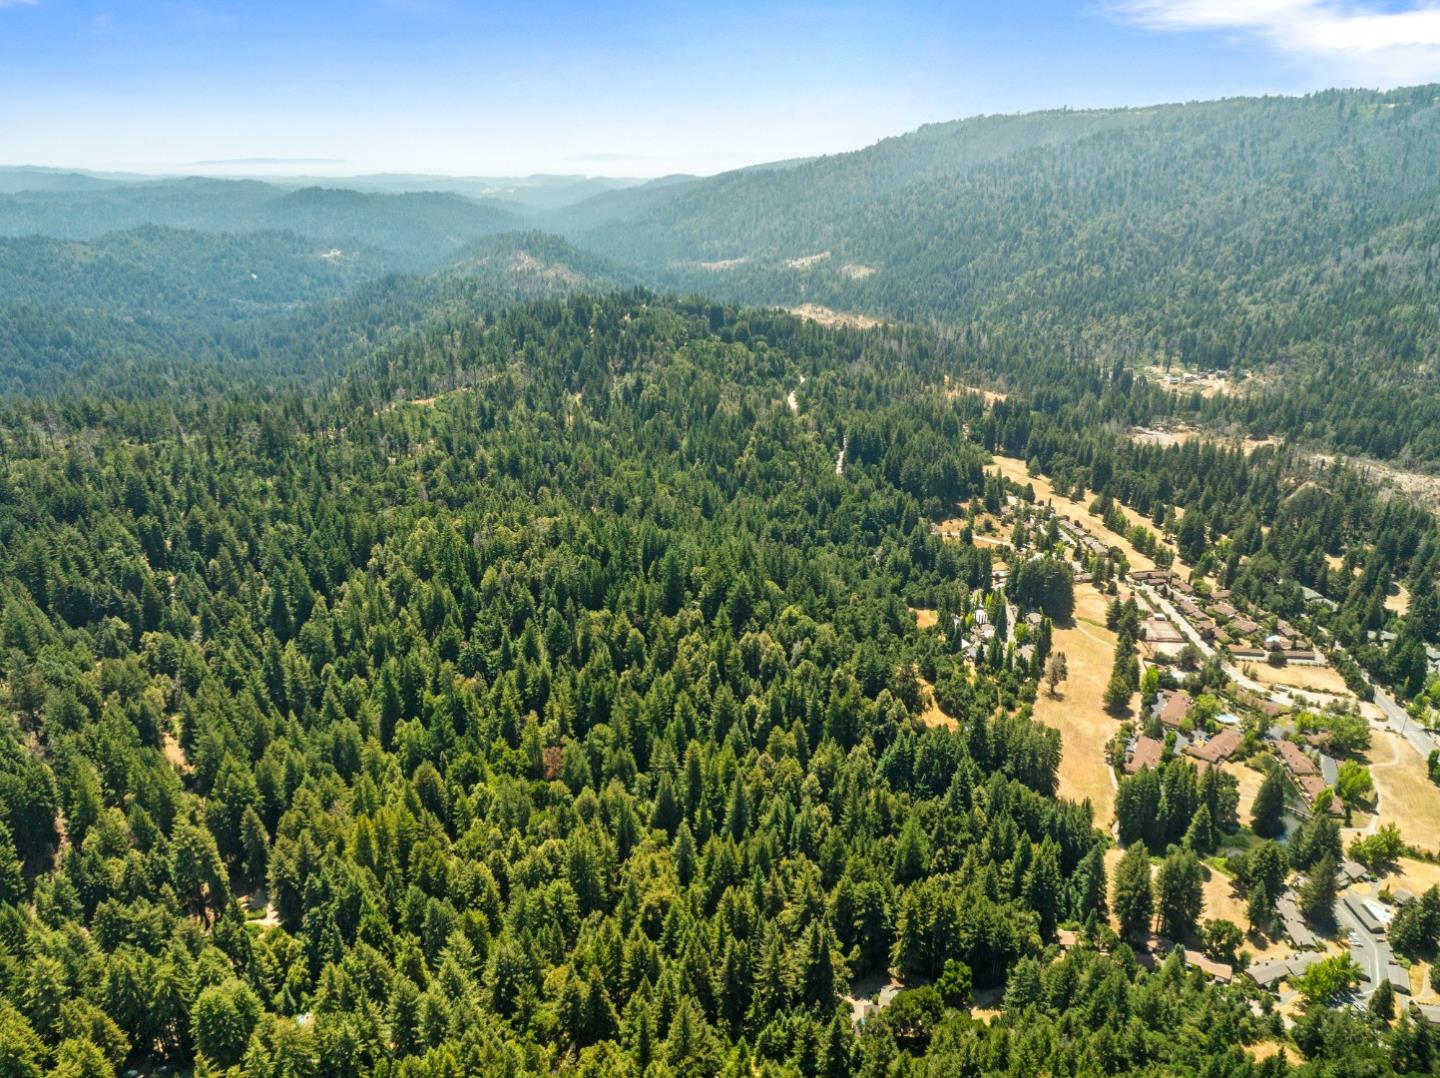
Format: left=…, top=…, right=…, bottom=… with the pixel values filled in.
left=1330, top=645, right=1440, bottom=759
left=1142, top=583, right=1440, bottom=762
left=1132, top=581, right=1293, bottom=706
left=1370, top=684, right=1440, bottom=758
left=1333, top=896, right=1393, bottom=999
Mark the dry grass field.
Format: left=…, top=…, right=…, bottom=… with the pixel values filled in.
left=1220, top=760, right=1265, bottom=824
left=1031, top=582, right=1124, bottom=827
left=1380, top=857, right=1440, bottom=895
left=943, top=376, right=1009, bottom=405
left=915, top=676, right=958, bottom=731
left=1246, top=1042, right=1301, bottom=1066
left=910, top=607, right=939, bottom=630
left=989, top=455, right=1164, bottom=571
left=1245, top=662, right=1356, bottom=698
left=1365, top=732, right=1440, bottom=852
left=787, top=304, right=881, bottom=330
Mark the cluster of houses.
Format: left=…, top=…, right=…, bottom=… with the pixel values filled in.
left=1120, top=690, right=1347, bottom=816
left=1249, top=866, right=1427, bottom=1013
left=949, top=601, right=1043, bottom=668
left=1131, top=569, right=1320, bottom=663
left=1271, top=736, right=1343, bottom=815
left=951, top=604, right=1004, bottom=664
left=1055, top=515, right=1114, bottom=566
left=1123, top=690, right=1246, bottom=774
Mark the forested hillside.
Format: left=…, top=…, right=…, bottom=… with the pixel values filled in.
left=0, top=230, right=626, bottom=396
left=0, top=292, right=1437, bottom=1075
left=0, top=228, right=393, bottom=313
left=0, top=181, right=521, bottom=266
left=8, top=88, right=1440, bottom=461
left=558, top=86, right=1440, bottom=461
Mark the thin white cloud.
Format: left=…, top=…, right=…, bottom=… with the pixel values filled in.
left=1109, top=0, right=1440, bottom=83
left=0, top=0, right=39, bottom=7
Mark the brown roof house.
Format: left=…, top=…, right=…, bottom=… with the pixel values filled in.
left=1276, top=739, right=1342, bottom=814
left=1126, top=736, right=1164, bottom=774
left=1154, top=690, right=1192, bottom=729
left=1189, top=727, right=1243, bottom=766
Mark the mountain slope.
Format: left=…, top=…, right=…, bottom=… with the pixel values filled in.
left=566, top=86, right=1440, bottom=368
left=0, top=227, right=632, bottom=395
left=0, top=226, right=393, bottom=314
left=0, top=179, right=524, bottom=266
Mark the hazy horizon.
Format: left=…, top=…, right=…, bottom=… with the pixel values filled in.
left=5, top=0, right=1440, bottom=178
left=2, top=78, right=1433, bottom=187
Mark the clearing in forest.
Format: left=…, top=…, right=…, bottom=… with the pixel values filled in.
left=1030, top=582, right=1125, bottom=827
left=787, top=304, right=882, bottom=330
left=915, top=679, right=958, bottom=731
left=910, top=607, right=939, bottom=630
left=989, top=455, right=1163, bottom=571
left=942, top=376, right=1009, bottom=406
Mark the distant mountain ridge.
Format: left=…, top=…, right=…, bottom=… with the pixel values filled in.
left=0, top=165, right=648, bottom=211
left=0, top=226, right=629, bottom=394
left=0, top=180, right=526, bottom=268
left=5, top=85, right=1440, bottom=460
left=551, top=84, right=1440, bottom=383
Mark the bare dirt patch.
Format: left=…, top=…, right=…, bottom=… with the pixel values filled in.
left=1143, top=368, right=1243, bottom=399
left=1311, top=454, right=1440, bottom=516
left=1244, top=437, right=1281, bottom=454
left=911, top=608, right=939, bottom=631
left=840, top=262, right=876, bottom=280
left=1126, top=426, right=1279, bottom=456
left=787, top=304, right=882, bottom=330
left=1031, top=583, right=1124, bottom=826
left=695, top=256, right=751, bottom=271
left=1127, top=426, right=1204, bottom=448
left=1387, top=583, right=1411, bottom=616
left=785, top=251, right=831, bottom=269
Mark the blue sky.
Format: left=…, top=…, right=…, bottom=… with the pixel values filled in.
left=2, top=0, right=1439, bottom=177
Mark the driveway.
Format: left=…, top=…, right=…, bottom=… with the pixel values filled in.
left=1333, top=895, right=1392, bottom=999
